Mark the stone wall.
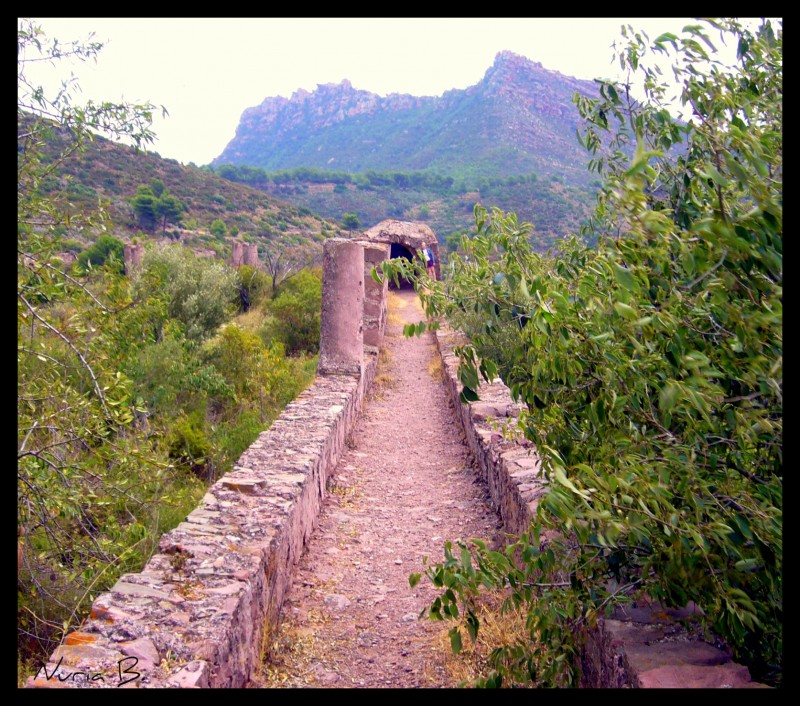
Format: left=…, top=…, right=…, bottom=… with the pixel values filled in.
left=432, top=322, right=769, bottom=689
left=434, top=323, right=546, bottom=535
left=26, top=238, right=385, bottom=689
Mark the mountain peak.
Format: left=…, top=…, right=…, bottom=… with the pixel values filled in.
left=493, top=50, right=540, bottom=69
left=484, top=50, right=546, bottom=85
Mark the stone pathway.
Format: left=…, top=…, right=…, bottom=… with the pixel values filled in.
left=252, top=289, right=503, bottom=688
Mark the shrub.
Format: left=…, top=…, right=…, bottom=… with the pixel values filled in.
left=75, top=234, right=125, bottom=274
left=262, top=268, right=322, bottom=355
left=210, top=218, right=227, bottom=238
left=133, top=244, right=240, bottom=342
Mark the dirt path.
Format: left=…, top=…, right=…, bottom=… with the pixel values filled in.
left=253, top=289, right=503, bottom=688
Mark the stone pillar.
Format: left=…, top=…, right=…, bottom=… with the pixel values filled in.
left=244, top=243, right=259, bottom=267
left=231, top=241, right=244, bottom=268
left=361, top=242, right=389, bottom=349
left=317, top=239, right=364, bottom=377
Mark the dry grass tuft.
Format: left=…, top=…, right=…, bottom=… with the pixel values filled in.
left=387, top=290, right=407, bottom=330
left=326, top=478, right=363, bottom=508
left=408, top=292, right=426, bottom=316
left=433, top=588, right=535, bottom=688
left=257, top=609, right=328, bottom=687
left=368, top=347, right=397, bottom=399
left=427, top=345, right=444, bottom=382
left=387, top=289, right=427, bottom=328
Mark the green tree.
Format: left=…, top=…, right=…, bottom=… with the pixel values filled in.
left=132, top=184, right=158, bottom=230
left=210, top=218, right=227, bottom=238
left=341, top=212, right=360, bottom=231
left=17, top=19, right=191, bottom=669
left=155, top=190, right=185, bottom=233
left=394, top=18, right=782, bottom=687
left=133, top=182, right=185, bottom=233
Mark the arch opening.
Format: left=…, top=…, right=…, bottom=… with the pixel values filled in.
left=389, top=242, right=416, bottom=290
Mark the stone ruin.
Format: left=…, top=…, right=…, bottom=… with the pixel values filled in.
left=27, top=222, right=767, bottom=689
left=360, top=219, right=441, bottom=285
left=123, top=242, right=144, bottom=272
left=229, top=242, right=260, bottom=269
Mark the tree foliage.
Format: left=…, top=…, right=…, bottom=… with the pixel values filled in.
left=389, top=18, right=781, bottom=686
left=341, top=212, right=360, bottom=231
left=132, top=244, right=241, bottom=342
left=17, top=19, right=187, bottom=664
left=262, top=268, right=323, bottom=355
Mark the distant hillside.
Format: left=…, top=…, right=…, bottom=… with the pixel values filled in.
left=213, top=51, right=602, bottom=186
left=20, top=112, right=346, bottom=260
left=212, top=165, right=598, bottom=252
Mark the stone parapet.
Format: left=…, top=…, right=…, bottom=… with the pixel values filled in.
left=433, top=323, right=544, bottom=535
left=432, top=320, right=768, bottom=689
left=26, top=346, right=379, bottom=689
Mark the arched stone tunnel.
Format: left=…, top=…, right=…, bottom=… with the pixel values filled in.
left=360, top=220, right=441, bottom=287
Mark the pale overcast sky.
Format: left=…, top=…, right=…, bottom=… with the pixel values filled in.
left=21, top=18, right=763, bottom=167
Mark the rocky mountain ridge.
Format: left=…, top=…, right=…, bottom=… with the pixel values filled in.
left=213, top=51, right=602, bottom=184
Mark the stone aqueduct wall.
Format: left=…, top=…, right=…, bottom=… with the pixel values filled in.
left=26, top=225, right=415, bottom=689
left=30, top=223, right=765, bottom=688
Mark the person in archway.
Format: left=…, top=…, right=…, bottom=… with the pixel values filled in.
left=420, top=242, right=436, bottom=280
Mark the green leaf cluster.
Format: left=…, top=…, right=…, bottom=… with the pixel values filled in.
left=413, top=18, right=781, bottom=687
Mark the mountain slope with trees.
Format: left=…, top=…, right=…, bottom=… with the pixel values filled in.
left=213, top=51, right=603, bottom=186
left=211, top=164, right=598, bottom=253
left=19, top=110, right=348, bottom=264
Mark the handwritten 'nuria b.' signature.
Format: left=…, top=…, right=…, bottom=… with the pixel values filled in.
left=35, top=656, right=141, bottom=687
